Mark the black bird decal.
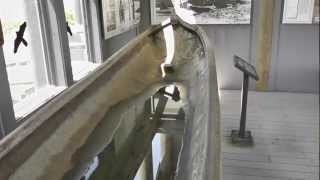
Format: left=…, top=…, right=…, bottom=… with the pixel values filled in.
left=66, top=22, right=72, bottom=36
left=14, top=22, right=28, bottom=53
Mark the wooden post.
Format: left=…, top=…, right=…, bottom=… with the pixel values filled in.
left=255, top=0, right=275, bottom=91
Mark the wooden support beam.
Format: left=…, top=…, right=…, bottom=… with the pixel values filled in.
left=160, top=113, right=184, bottom=120
left=154, top=96, right=169, bottom=117
left=90, top=96, right=168, bottom=180
left=156, top=134, right=182, bottom=180
left=135, top=146, right=154, bottom=180
left=156, top=108, right=184, bottom=180
left=89, top=99, right=150, bottom=180
left=157, top=120, right=184, bottom=136
left=133, top=101, right=153, bottom=180
left=101, top=119, right=156, bottom=180
left=157, top=108, right=185, bottom=135
left=256, top=0, right=275, bottom=90
left=156, top=135, right=173, bottom=180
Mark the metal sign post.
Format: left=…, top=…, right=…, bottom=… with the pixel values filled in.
left=231, top=55, right=259, bottom=146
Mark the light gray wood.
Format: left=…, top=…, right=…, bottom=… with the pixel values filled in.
left=220, top=90, right=319, bottom=180
left=104, top=97, right=167, bottom=180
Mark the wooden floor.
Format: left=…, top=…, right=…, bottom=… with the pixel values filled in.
left=220, top=90, right=319, bottom=180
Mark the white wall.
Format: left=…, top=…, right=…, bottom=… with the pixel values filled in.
left=272, top=25, right=319, bottom=93
left=201, top=0, right=319, bottom=93
left=201, top=25, right=252, bottom=90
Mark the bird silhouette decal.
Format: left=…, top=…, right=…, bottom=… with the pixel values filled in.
left=14, top=22, right=28, bottom=53
left=66, top=22, right=72, bottom=36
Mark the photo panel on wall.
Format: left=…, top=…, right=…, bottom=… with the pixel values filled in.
left=101, top=0, right=141, bottom=39
left=151, top=0, right=252, bottom=25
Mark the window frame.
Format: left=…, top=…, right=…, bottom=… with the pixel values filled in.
left=0, top=0, right=104, bottom=138
left=38, top=0, right=73, bottom=86
left=82, top=0, right=104, bottom=64
left=0, top=48, right=17, bottom=138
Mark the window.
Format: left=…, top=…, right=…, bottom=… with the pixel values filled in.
left=0, top=0, right=103, bottom=137
left=63, top=0, right=99, bottom=81
left=283, top=0, right=319, bottom=24
left=0, top=0, right=65, bottom=119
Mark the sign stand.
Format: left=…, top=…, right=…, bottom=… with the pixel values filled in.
left=231, top=55, right=259, bottom=146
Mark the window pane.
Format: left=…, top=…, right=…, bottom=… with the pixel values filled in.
left=63, top=0, right=99, bottom=81
left=0, top=0, right=64, bottom=118
left=283, top=0, right=319, bottom=24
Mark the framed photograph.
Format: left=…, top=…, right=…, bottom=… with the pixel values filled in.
left=151, top=0, right=175, bottom=24
left=169, top=0, right=252, bottom=24
left=101, top=0, right=141, bottom=39
left=282, top=0, right=319, bottom=24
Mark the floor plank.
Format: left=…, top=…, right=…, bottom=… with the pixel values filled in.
left=220, top=90, right=319, bottom=180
